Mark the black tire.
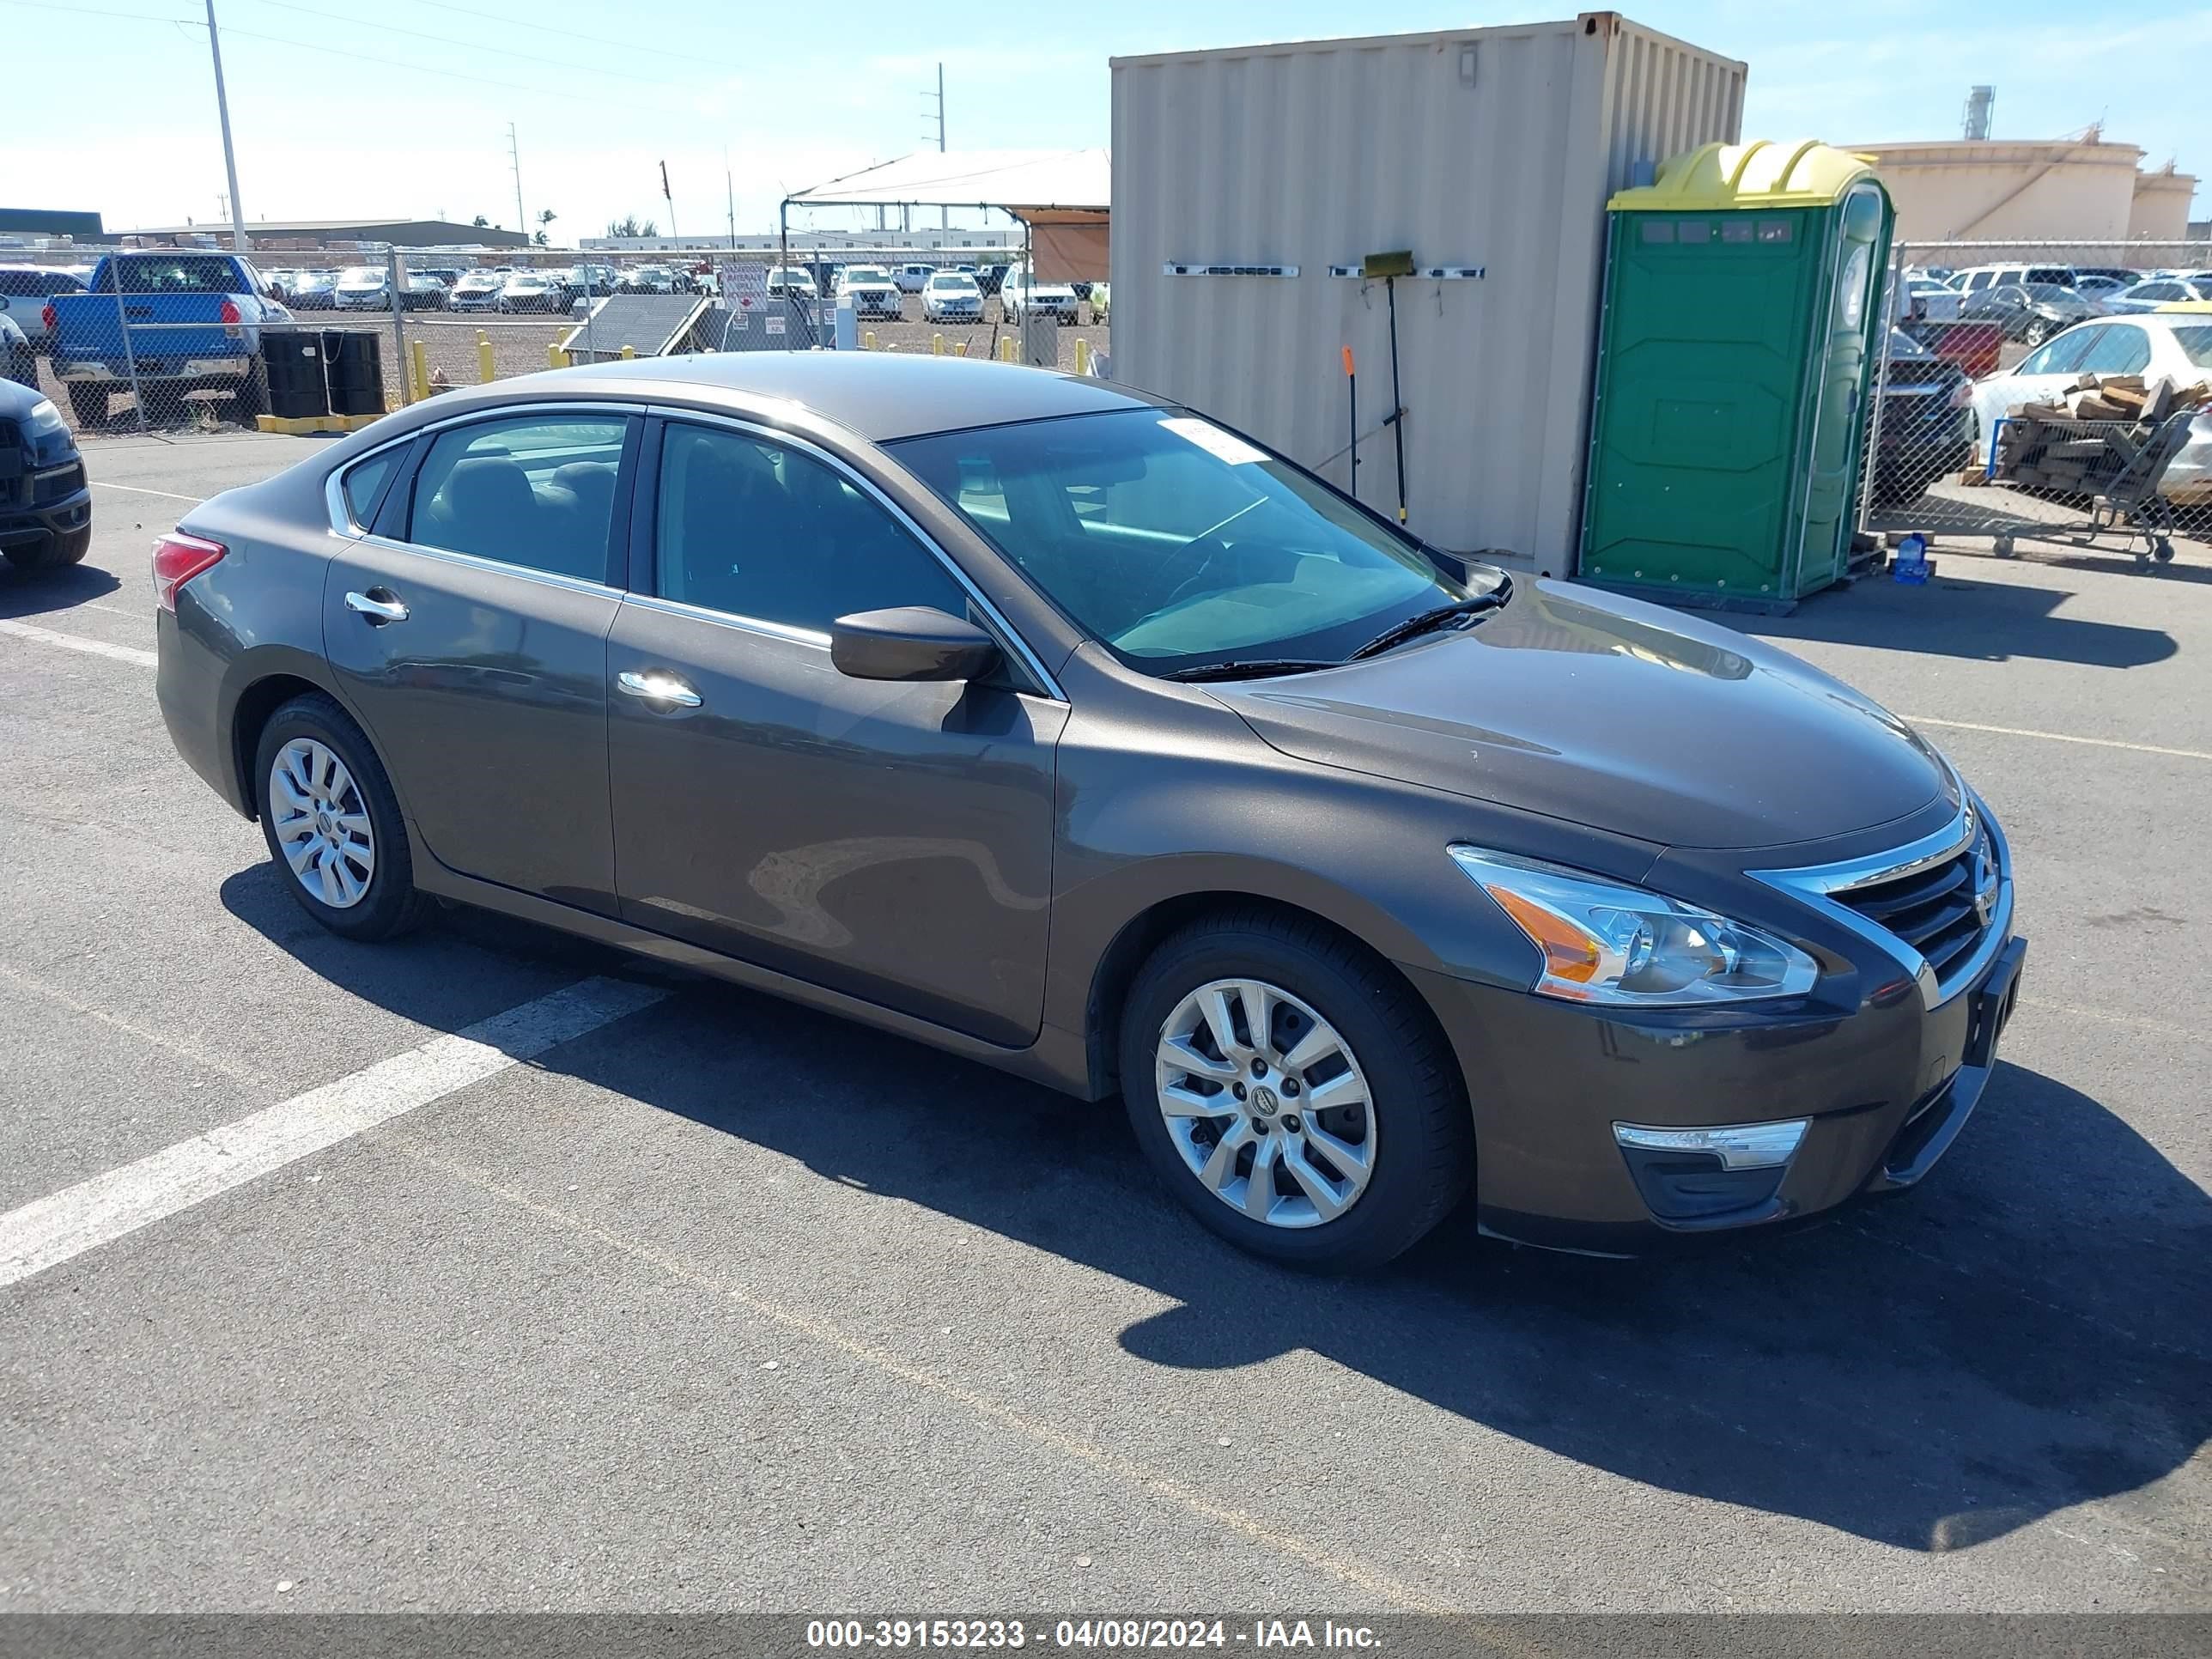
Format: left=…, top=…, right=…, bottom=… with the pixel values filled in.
left=232, top=362, right=268, bottom=422
left=252, top=692, right=430, bottom=942
left=2023, top=319, right=2051, bottom=347
left=1117, top=908, right=1473, bottom=1273
left=2, top=521, right=91, bottom=573
left=67, top=383, right=110, bottom=428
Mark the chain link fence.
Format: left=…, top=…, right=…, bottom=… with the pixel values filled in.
left=3, top=242, right=1109, bottom=441
left=1859, top=239, right=2212, bottom=566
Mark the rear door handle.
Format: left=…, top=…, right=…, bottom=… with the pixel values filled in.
left=344, top=589, right=409, bottom=624
left=617, top=670, right=702, bottom=708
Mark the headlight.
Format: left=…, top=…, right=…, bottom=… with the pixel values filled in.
left=1449, top=847, right=1819, bottom=1006
left=23, top=398, right=67, bottom=439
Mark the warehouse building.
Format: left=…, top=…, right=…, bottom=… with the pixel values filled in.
left=1848, top=136, right=2197, bottom=245
left=125, top=217, right=532, bottom=250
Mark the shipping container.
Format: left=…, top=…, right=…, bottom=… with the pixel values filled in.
left=1109, top=12, right=1747, bottom=568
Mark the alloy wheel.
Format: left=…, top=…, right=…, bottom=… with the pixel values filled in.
left=269, top=737, right=375, bottom=908
left=1153, top=977, right=1376, bottom=1228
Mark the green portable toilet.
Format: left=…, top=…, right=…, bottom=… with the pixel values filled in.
left=1578, top=140, right=1893, bottom=610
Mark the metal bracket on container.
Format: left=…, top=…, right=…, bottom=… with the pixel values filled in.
left=1328, top=264, right=1486, bottom=279
left=1162, top=263, right=1299, bottom=277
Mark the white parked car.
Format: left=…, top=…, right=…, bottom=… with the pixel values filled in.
left=1949, top=263, right=2083, bottom=296
left=921, top=270, right=983, bottom=323
left=497, top=271, right=568, bottom=313
left=0, top=264, right=87, bottom=349
left=332, top=266, right=394, bottom=311
left=448, top=270, right=506, bottom=312
left=836, top=264, right=902, bottom=320
left=2104, top=277, right=2212, bottom=314
left=999, top=267, right=1079, bottom=323
left=1967, top=313, right=2212, bottom=497
left=894, top=262, right=934, bottom=294
left=764, top=266, right=817, bottom=299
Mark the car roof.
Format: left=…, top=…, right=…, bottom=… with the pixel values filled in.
left=460, top=351, right=1161, bottom=442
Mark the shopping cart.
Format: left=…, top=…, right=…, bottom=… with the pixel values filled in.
left=1983, top=410, right=2197, bottom=566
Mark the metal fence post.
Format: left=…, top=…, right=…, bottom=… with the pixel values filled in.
left=108, top=270, right=149, bottom=433
left=386, top=247, right=409, bottom=407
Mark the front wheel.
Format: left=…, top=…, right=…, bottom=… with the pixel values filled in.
left=2023, top=319, right=2052, bottom=346
left=253, top=693, right=429, bottom=941
left=1118, top=910, right=1473, bottom=1273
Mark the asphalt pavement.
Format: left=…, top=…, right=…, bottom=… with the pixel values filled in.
left=1, top=431, right=2207, bottom=1615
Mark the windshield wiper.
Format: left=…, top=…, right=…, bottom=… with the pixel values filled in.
left=1158, top=659, right=1341, bottom=683
left=1347, top=578, right=1513, bottom=660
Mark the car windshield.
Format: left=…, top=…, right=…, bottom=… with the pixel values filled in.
left=846, top=267, right=889, bottom=283
left=929, top=275, right=975, bottom=290
left=2172, top=325, right=2212, bottom=368
left=339, top=268, right=382, bottom=284
left=888, top=408, right=1500, bottom=674
left=1886, top=329, right=1933, bottom=359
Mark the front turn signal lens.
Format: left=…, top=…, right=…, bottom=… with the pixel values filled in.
left=1449, top=846, right=1820, bottom=1008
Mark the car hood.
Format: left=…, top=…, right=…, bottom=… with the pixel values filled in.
left=1205, top=580, right=1955, bottom=851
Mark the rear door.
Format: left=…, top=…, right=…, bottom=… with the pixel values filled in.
left=324, top=406, right=639, bottom=914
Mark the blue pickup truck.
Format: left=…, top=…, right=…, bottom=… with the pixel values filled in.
left=46, top=251, right=291, bottom=427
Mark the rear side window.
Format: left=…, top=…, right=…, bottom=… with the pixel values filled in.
left=2014, top=326, right=2100, bottom=377
left=2173, top=326, right=2212, bottom=369
left=100, top=256, right=245, bottom=294
left=339, top=449, right=404, bottom=529
left=408, top=414, right=629, bottom=582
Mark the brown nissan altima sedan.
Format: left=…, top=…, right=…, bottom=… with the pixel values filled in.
left=154, top=353, right=2024, bottom=1270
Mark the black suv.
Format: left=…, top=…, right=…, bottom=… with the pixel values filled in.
left=0, top=380, right=91, bottom=573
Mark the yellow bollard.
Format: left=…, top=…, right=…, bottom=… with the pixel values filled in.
left=620, top=343, right=636, bottom=361
left=1074, top=337, right=1091, bottom=377
left=932, top=333, right=944, bottom=356
left=864, top=331, right=878, bottom=351
left=409, top=338, right=430, bottom=403
left=998, top=335, right=1015, bottom=362
left=477, top=331, right=495, bottom=385
left=954, top=341, right=968, bottom=357
left=548, top=343, right=569, bottom=369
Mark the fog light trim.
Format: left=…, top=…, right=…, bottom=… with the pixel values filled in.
left=1612, top=1118, right=1808, bottom=1170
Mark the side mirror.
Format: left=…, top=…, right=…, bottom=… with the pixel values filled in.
left=830, top=606, right=1002, bottom=684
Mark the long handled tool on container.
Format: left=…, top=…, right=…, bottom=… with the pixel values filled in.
left=1342, top=345, right=1358, bottom=499
left=1363, top=249, right=1416, bottom=525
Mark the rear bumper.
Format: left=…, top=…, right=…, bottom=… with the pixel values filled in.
left=1404, top=934, right=2027, bottom=1255
left=155, top=606, right=251, bottom=816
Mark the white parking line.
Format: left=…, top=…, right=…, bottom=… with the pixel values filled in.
left=88, top=480, right=204, bottom=504
left=0, top=617, right=155, bottom=668
left=0, top=976, right=665, bottom=1289
left=1905, top=714, right=2212, bottom=763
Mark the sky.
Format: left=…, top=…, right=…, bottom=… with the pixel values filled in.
left=14, top=0, right=2209, bottom=242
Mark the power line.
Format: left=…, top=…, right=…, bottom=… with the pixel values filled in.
left=379, top=0, right=699, bottom=64
left=242, top=0, right=672, bottom=85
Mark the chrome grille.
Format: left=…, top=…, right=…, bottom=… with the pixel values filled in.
left=1835, top=816, right=1999, bottom=988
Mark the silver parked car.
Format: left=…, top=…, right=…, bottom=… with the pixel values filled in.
left=0, top=264, right=88, bottom=349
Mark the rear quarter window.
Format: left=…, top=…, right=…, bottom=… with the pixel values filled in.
left=339, top=449, right=405, bottom=530
left=2172, top=326, right=2212, bottom=369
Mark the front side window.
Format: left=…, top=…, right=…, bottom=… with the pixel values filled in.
left=2076, top=325, right=2152, bottom=376
left=889, top=408, right=1495, bottom=673
left=653, top=423, right=966, bottom=635
left=409, top=415, right=629, bottom=582
left=2014, top=327, right=2100, bottom=378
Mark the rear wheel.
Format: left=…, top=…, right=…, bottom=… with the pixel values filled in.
left=67, top=383, right=110, bottom=427
left=253, top=693, right=429, bottom=941
left=2023, top=319, right=2052, bottom=347
left=1118, top=909, right=1473, bottom=1273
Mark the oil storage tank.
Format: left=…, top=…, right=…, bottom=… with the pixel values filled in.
left=1110, top=13, right=1747, bottom=570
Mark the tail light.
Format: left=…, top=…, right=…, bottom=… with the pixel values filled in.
left=152, top=531, right=227, bottom=611
left=218, top=298, right=241, bottom=325
left=42, top=303, right=58, bottom=332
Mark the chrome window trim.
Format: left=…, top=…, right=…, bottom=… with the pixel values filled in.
left=643, top=403, right=1067, bottom=702
left=1750, top=785, right=2013, bottom=1009
left=618, top=591, right=831, bottom=651
left=345, top=531, right=628, bottom=600
left=323, top=433, right=415, bottom=538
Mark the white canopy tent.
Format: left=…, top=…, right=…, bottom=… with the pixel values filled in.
left=781, top=149, right=1110, bottom=281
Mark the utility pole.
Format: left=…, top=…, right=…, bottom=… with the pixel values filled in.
left=205, top=2, right=251, bottom=254
left=507, top=124, right=526, bottom=240
left=725, top=149, right=737, bottom=250
left=921, top=63, right=947, bottom=232
left=660, top=160, right=678, bottom=242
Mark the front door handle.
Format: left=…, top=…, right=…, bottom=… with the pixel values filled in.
left=344, top=589, right=409, bottom=624
left=617, top=669, right=702, bottom=708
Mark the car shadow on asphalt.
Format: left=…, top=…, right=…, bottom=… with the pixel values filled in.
left=1758, top=570, right=2179, bottom=667
left=221, top=871, right=2212, bottom=1558
left=0, top=561, right=121, bottom=618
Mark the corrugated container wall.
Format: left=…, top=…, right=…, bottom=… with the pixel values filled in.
left=1110, top=13, right=1745, bottom=567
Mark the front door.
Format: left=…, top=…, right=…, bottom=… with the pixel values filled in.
left=607, top=416, right=1066, bottom=1046
left=1795, top=181, right=1887, bottom=592
left=323, top=409, right=637, bottom=912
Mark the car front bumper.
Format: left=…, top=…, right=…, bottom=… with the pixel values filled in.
left=1402, top=799, right=2026, bottom=1255
left=0, top=469, right=90, bottom=553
